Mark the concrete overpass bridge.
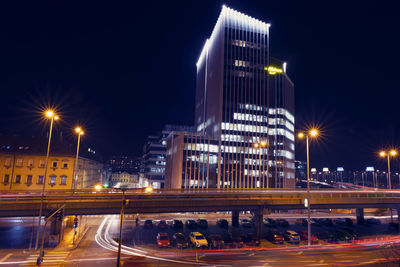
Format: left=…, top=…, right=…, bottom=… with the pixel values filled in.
left=2, top=188, right=400, bottom=239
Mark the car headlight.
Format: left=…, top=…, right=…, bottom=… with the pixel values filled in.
left=196, top=242, right=200, bottom=247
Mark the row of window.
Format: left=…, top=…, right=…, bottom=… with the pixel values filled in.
left=1, top=158, right=69, bottom=169
left=2, top=174, right=68, bottom=185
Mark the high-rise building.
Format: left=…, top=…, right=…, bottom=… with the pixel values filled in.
left=165, top=6, right=295, bottom=189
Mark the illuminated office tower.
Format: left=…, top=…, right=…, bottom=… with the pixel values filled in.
left=165, top=6, right=295, bottom=189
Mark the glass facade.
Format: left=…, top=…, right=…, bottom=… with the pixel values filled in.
left=166, top=6, right=295, bottom=189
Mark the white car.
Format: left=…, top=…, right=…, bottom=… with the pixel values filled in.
left=189, top=232, right=208, bottom=248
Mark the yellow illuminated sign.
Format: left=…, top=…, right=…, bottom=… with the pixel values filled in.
left=264, top=66, right=283, bottom=75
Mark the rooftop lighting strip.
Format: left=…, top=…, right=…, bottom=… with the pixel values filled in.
left=196, top=5, right=271, bottom=67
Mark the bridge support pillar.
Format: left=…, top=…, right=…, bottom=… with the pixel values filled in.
left=356, top=208, right=364, bottom=225
left=254, top=209, right=263, bottom=240
left=232, top=211, right=239, bottom=227
left=49, top=214, right=63, bottom=246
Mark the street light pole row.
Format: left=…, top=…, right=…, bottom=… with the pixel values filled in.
left=34, top=109, right=85, bottom=251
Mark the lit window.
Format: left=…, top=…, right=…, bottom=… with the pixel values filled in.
left=16, top=159, right=23, bottom=167
left=50, top=176, right=56, bottom=185
left=4, top=158, right=11, bottom=167
left=60, top=176, right=67, bottom=185
left=15, top=175, right=21, bottom=184
left=39, top=160, right=45, bottom=168
left=38, top=176, right=43, bottom=184
left=28, top=159, right=34, bottom=167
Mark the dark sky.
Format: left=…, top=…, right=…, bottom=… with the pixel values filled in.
left=1, top=1, right=400, bottom=171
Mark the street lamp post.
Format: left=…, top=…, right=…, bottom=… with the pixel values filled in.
left=35, top=110, right=59, bottom=250
left=73, top=127, right=84, bottom=191
left=117, top=189, right=126, bottom=267
left=298, top=128, right=319, bottom=246
left=253, top=140, right=268, bottom=189
left=379, top=149, right=397, bottom=222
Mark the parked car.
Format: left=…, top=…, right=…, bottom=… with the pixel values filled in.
left=334, top=218, right=353, bottom=226
left=240, top=219, right=253, bottom=228
left=208, top=234, right=224, bottom=249
left=171, top=233, right=189, bottom=249
left=328, top=230, right=352, bottom=243
left=298, top=230, right=318, bottom=244
left=197, top=219, right=208, bottom=229
left=310, top=218, right=321, bottom=226
left=186, top=219, right=197, bottom=229
left=172, top=219, right=184, bottom=229
left=217, top=219, right=229, bottom=229
left=276, top=219, right=289, bottom=227
left=266, top=229, right=284, bottom=244
left=241, top=233, right=260, bottom=247
left=263, top=218, right=276, bottom=227
left=295, top=218, right=307, bottom=226
left=319, top=218, right=333, bottom=227
left=144, top=219, right=153, bottom=229
left=231, top=232, right=244, bottom=248
left=189, top=232, right=208, bottom=248
left=157, top=233, right=170, bottom=248
left=315, top=231, right=330, bottom=241
left=339, top=227, right=359, bottom=240
left=283, top=230, right=300, bottom=244
left=157, top=220, right=168, bottom=229
left=365, top=218, right=381, bottom=225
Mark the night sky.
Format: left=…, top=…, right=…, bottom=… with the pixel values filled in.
left=1, top=1, right=400, bottom=171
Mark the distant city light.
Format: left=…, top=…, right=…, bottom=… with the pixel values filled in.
left=337, top=167, right=344, bottom=172
left=311, top=168, right=317, bottom=173
left=366, top=166, right=375, bottom=172
left=265, top=66, right=283, bottom=75
left=323, top=167, right=329, bottom=172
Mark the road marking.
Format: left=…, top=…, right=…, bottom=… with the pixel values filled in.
left=0, top=254, right=12, bottom=262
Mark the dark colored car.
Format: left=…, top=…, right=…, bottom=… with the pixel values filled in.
left=157, top=233, right=170, bottom=248
left=310, top=218, right=320, bottom=226
left=208, top=234, right=224, bottom=249
left=264, top=218, right=276, bottom=227
left=186, top=219, right=197, bottom=229
left=197, top=219, right=208, bottom=229
left=365, top=218, right=381, bottom=225
left=298, top=230, right=319, bottom=244
left=266, top=229, right=284, bottom=244
left=329, top=230, right=352, bottom=243
left=217, top=219, right=229, bottom=229
left=231, top=232, right=244, bottom=248
left=172, top=219, right=184, bottom=229
left=315, top=231, right=330, bottom=241
left=172, top=233, right=189, bottom=249
left=276, top=219, right=289, bottom=227
left=319, top=218, right=333, bottom=226
left=295, top=218, right=307, bottom=226
left=222, top=233, right=234, bottom=248
left=240, top=219, right=253, bottom=228
left=339, top=227, right=359, bottom=240
left=334, top=218, right=353, bottom=226
left=144, top=219, right=153, bottom=229
left=157, top=220, right=168, bottom=229
left=241, top=233, right=260, bottom=247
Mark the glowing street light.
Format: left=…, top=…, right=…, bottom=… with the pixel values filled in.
left=379, top=149, right=397, bottom=190
left=35, top=109, right=59, bottom=250
left=73, top=127, right=84, bottom=190
left=144, top=186, right=154, bottom=193
left=253, top=140, right=268, bottom=189
left=297, top=128, right=319, bottom=246
left=94, top=184, right=103, bottom=191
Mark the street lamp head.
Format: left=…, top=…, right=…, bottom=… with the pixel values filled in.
left=390, top=150, right=397, bottom=157
left=75, top=127, right=84, bottom=135
left=298, top=132, right=305, bottom=139
left=309, top=129, right=318, bottom=137
left=253, top=143, right=259, bottom=148
left=144, top=186, right=153, bottom=193
left=260, top=140, right=267, bottom=147
left=45, top=110, right=54, bottom=118
left=379, top=151, right=386, bottom=157
left=54, top=115, right=59, bottom=120
left=94, top=184, right=102, bottom=191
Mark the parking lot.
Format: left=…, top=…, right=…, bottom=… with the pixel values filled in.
left=116, top=214, right=398, bottom=251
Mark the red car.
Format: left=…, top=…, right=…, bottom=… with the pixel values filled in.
left=157, top=233, right=170, bottom=248
left=298, top=230, right=318, bottom=244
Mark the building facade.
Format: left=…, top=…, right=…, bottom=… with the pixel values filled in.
left=0, top=136, right=104, bottom=191
left=165, top=6, right=295, bottom=189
